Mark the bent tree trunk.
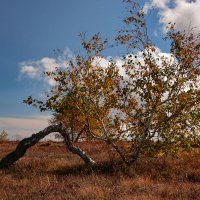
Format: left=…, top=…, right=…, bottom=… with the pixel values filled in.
left=0, top=124, right=95, bottom=169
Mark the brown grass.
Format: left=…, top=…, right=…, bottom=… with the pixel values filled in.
left=0, top=141, right=200, bottom=200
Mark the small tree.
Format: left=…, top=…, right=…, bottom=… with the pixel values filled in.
left=0, top=1, right=199, bottom=168
left=0, top=130, right=8, bottom=141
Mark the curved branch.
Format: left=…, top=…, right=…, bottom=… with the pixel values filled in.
left=0, top=124, right=95, bottom=169
left=58, top=125, right=96, bottom=165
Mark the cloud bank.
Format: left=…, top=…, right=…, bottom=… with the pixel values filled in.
left=0, top=116, right=57, bottom=141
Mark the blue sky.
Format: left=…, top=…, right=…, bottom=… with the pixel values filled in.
left=0, top=0, right=200, bottom=139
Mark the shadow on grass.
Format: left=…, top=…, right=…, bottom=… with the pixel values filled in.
left=187, top=172, right=200, bottom=183
left=52, top=160, right=130, bottom=176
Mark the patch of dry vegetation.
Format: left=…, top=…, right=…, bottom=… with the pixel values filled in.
left=0, top=141, right=200, bottom=200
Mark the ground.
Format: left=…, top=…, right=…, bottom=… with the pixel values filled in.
left=0, top=141, right=200, bottom=200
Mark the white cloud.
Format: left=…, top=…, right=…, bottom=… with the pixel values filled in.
left=19, top=46, right=174, bottom=89
left=40, top=57, right=59, bottom=72
left=20, top=65, right=39, bottom=79
left=92, top=56, right=126, bottom=77
left=19, top=48, right=74, bottom=86
left=92, top=56, right=110, bottom=68
left=144, top=0, right=200, bottom=32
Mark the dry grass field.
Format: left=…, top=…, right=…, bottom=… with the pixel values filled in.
left=0, top=141, right=200, bottom=200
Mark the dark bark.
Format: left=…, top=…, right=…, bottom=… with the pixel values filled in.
left=0, top=124, right=95, bottom=169
left=130, top=130, right=149, bottom=164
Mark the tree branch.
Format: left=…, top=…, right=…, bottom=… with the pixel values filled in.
left=0, top=124, right=95, bottom=169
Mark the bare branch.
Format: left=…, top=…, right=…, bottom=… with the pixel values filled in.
left=0, top=124, right=95, bottom=169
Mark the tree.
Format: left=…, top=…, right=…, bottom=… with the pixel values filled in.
left=0, top=130, right=8, bottom=141
left=0, top=0, right=199, bottom=168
